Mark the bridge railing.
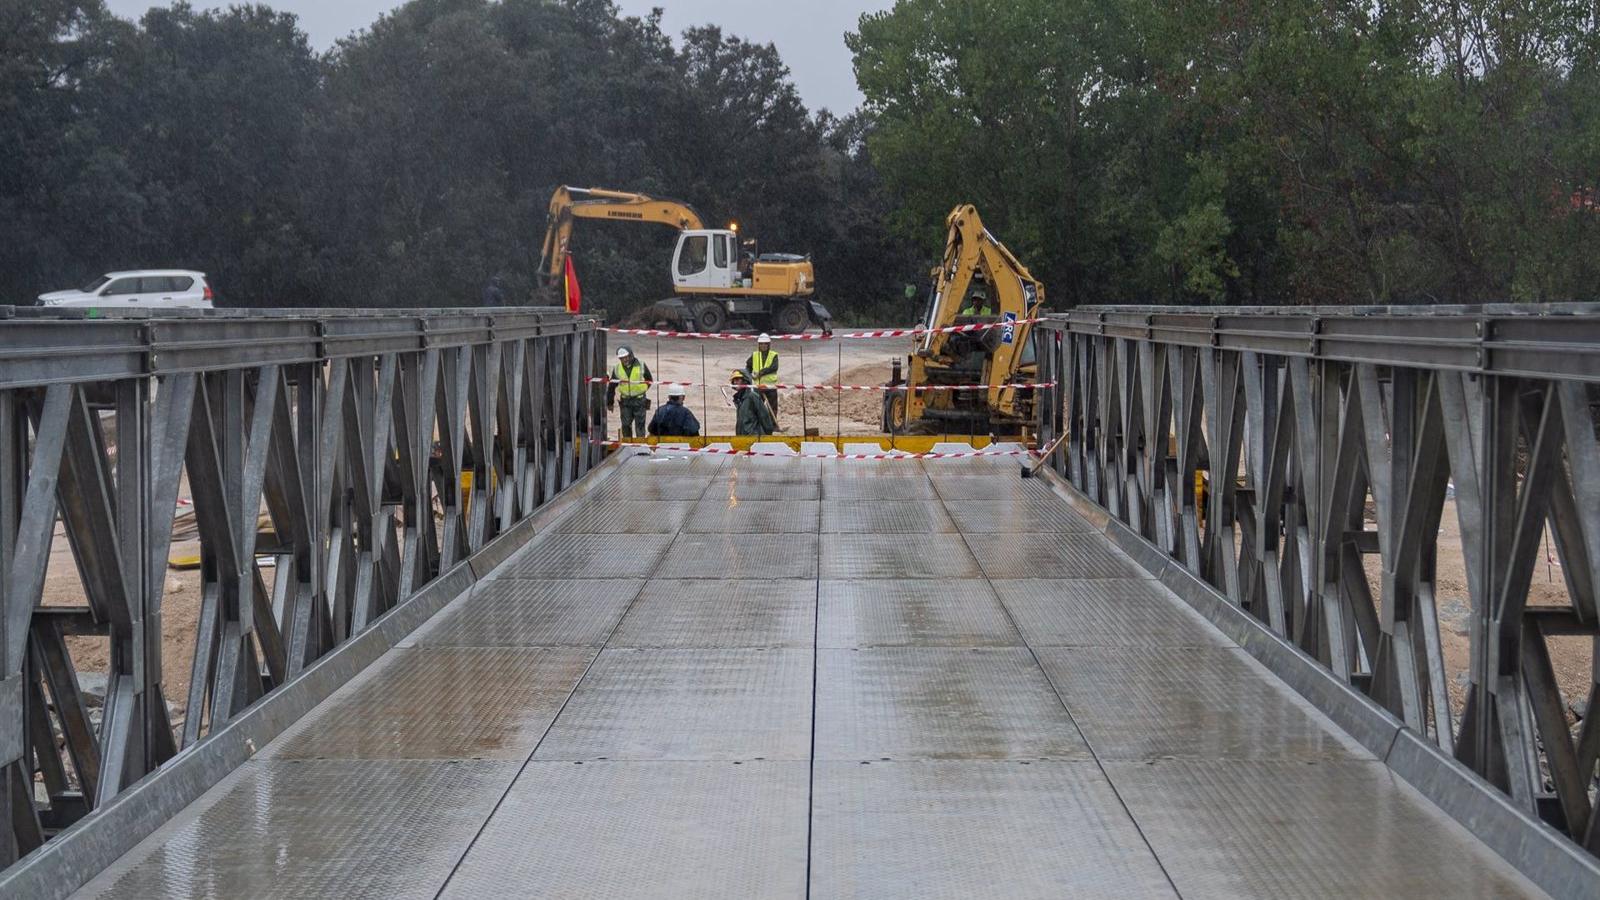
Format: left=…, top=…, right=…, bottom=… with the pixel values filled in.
left=1032, top=304, right=1600, bottom=858
left=0, top=307, right=605, bottom=868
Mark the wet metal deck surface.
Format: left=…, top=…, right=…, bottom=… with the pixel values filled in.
left=76, top=455, right=1545, bottom=899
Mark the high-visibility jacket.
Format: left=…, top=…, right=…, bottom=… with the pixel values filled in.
left=747, top=348, right=779, bottom=386
left=612, top=359, right=650, bottom=400
left=961, top=301, right=994, bottom=316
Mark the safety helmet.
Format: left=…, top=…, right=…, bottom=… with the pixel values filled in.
left=667, top=385, right=687, bottom=398
left=615, top=347, right=630, bottom=359
left=757, top=333, right=772, bottom=343
left=729, top=368, right=750, bottom=383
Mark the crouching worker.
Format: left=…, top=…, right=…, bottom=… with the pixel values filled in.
left=648, top=386, right=700, bottom=437
left=731, top=369, right=776, bottom=436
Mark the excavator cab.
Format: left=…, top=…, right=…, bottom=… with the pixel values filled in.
left=671, top=230, right=742, bottom=290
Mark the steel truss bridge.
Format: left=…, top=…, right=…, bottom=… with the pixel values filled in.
left=0, top=304, right=1595, bottom=898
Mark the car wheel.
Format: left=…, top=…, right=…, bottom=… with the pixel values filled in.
left=774, top=300, right=809, bottom=334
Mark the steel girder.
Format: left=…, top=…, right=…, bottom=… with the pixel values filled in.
left=0, top=307, right=604, bottom=867
left=1032, top=304, right=1600, bottom=855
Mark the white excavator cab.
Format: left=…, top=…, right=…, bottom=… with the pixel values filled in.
left=671, top=229, right=741, bottom=290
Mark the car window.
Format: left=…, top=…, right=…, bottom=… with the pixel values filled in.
left=678, top=235, right=707, bottom=275
left=80, top=275, right=111, bottom=293
left=169, top=276, right=194, bottom=292
left=102, top=278, right=141, bottom=295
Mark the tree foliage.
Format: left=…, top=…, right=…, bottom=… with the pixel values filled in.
left=850, top=0, right=1600, bottom=305
left=0, top=0, right=918, bottom=318
left=5, top=1, right=1597, bottom=312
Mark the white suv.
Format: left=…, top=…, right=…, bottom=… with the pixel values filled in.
left=37, top=270, right=214, bottom=309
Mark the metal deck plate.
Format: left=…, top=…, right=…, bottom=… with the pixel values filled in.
left=992, top=579, right=1228, bottom=648
left=1104, top=759, right=1543, bottom=898
left=821, top=500, right=957, bottom=533
left=683, top=498, right=821, bottom=533
left=976, top=535, right=1148, bottom=580
left=439, top=761, right=809, bottom=900
left=534, top=649, right=813, bottom=760
left=816, top=579, right=1021, bottom=648
left=619, top=454, right=728, bottom=474
left=821, top=461, right=933, bottom=478
left=611, top=579, right=817, bottom=648
left=79, top=759, right=518, bottom=900
left=500, top=532, right=676, bottom=579
left=270, top=647, right=594, bottom=760
left=814, top=648, right=1090, bottom=760
left=586, top=474, right=713, bottom=502
left=821, top=477, right=938, bottom=500
left=413, top=578, right=642, bottom=647
left=945, top=499, right=1099, bottom=533
left=820, top=533, right=981, bottom=579
left=1035, top=647, right=1366, bottom=761
left=726, top=458, right=824, bottom=480
left=705, top=478, right=822, bottom=501
left=929, top=475, right=1056, bottom=501
left=499, top=528, right=675, bottom=576
left=656, top=533, right=820, bottom=579
left=554, top=500, right=693, bottom=533
left=809, top=761, right=1176, bottom=900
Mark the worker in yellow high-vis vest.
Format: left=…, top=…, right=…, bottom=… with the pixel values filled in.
left=606, top=346, right=653, bottom=439
left=745, top=333, right=780, bottom=425
left=960, top=285, right=994, bottom=316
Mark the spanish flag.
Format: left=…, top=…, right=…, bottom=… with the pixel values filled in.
left=563, top=255, right=582, bottom=314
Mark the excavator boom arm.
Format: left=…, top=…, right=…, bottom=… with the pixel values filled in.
left=539, top=186, right=707, bottom=281
left=909, top=204, right=1046, bottom=423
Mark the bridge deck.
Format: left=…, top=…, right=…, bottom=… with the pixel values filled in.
left=75, top=455, right=1541, bottom=899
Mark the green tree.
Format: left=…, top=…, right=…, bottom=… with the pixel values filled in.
left=0, top=1, right=137, bottom=301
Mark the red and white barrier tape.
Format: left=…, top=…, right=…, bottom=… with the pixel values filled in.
left=608, top=434, right=1065, bottom=461
left=589, top=378, right=1055, bottom=392
left=603, top=319, right=1041, bottom=341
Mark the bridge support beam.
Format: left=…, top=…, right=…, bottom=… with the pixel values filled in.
left=0, top=307, right=602, bottom=871
left=1034, top=304, right=1600, bottom=860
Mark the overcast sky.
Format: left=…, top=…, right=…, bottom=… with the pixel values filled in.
left=103, top=0, right=893, bottom=113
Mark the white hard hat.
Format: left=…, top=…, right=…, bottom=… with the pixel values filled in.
left=667, top=385, right=687, bottom=398
left=615, top=347, right=630, bottom=359
left=757, top=333, right=771, bottom=343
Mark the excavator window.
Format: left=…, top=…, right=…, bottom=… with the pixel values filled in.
left=713, top=234, right=728, bottom=269
left=678, top=235, right=708, bottom=275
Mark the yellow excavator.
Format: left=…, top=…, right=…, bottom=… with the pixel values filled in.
left=538, top=186, right=832, bottom=333
left=882, top=204, right=1046, bottom=435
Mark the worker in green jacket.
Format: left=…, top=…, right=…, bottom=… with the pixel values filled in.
left=731, top=369, right=776, bottom=436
